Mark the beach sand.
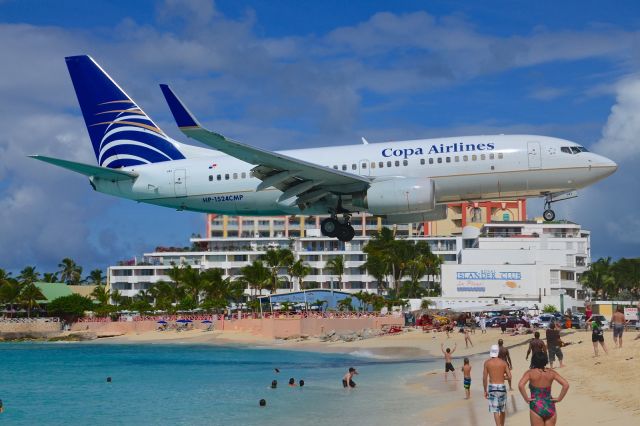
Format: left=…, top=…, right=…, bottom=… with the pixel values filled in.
left=102, top=325, right=640, bottom=424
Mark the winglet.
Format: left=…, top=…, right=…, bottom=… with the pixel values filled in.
left=159, top=84, right=201, bottom=129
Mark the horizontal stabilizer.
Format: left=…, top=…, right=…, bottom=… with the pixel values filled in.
left=29, top=155, right=138, bottom=181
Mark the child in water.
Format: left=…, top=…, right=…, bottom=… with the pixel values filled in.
left=342, top=367, right=358, bottom=388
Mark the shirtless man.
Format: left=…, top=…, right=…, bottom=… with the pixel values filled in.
left=464, top=328, right=474, bottom=348
left=462, top=358, right=472, bottom=399
left=526, top=331, right=547, bottom=369
left=342, top=367, right=358, bottom=388
left=483, top=345, right=511, bottom=426
left=497, top=339, right=513, bottom=390
left=441, top=342, right=457, bottom=381
left=611, top=306, right=627, bottom=348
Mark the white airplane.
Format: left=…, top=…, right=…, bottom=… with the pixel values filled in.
left=31, top=55, right=617, bottom=242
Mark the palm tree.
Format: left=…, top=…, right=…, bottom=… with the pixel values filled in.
left=20, top=283, right=45, bottom=318
left=580, top=257, right=615, bottom=300
left=611, top=258, right=640, bottom=299
left=42, top=272, right=59, bottom=283
left=86, top=269, right=105, bottom=286
left=149, top=280, right=179, bottom=312
left=18, top=266, right=40, bottom=285
left=91, top=285, right=110, bottom=305
left=111, top=289, right=123, bottom=307
left=261, top=248, right=294, bottom=292
left=289, top=259, right=311, bottom=291
left=326, top=255, right=345, bottom=290
left=237, top=261, right=271, bottom=297
left=0, top=274, right=21, bottom=317
left=58, top=258, right=83, bottom=285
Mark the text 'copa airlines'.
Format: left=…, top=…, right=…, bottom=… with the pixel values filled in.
left=381, top=142, right=497, bottom=159
left=31, top=55, right=617, bottom=242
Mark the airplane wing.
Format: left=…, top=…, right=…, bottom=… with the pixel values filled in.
left=159, top=84, right=370, bottom=206
left=29, top=155, right=138, bottom=181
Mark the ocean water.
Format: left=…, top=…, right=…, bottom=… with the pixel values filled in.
left=0, top=343, right=436, bottom=426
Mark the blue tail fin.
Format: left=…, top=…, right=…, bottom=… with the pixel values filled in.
left=65, top=55, right=186, bottom=168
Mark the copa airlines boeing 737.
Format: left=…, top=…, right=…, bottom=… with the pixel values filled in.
left=31, top=55, right=617, bottom=242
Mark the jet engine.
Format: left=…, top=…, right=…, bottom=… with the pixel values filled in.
left=384, top=205, right=448, bottom=224
left=356, top=177, right=436, bottom=215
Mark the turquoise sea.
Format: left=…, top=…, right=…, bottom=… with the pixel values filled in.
left=0, top=343, right=437, bottom=425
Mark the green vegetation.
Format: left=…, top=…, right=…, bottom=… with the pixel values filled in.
left=542, top=304, right=558, bottom=313
left=47, top=294, right=94, bottom=321
left=580, top=257, right=640, bottom=300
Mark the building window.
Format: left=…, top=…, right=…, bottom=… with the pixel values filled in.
left=420, top=158, right=425, bottom=165
left=402, top=159, right=408, bottom=166
left=209, top=175, right=213, bottom=181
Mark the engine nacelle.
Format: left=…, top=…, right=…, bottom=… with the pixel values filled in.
left=363, top=177, right=436, bottom=215
left=384, top=205, right=448, bottom=224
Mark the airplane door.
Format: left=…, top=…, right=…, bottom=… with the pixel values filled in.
left=527, top=142, right=541, bottom=169
left=173, top=169, right=187, bottom=197
left=358, top=159, right=370, bottom=176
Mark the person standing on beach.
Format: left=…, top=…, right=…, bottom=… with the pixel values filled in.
left=462, top=358, right=472, bottom=399
left=611, top=306, right=626, bottom=348
left=500, top=314, right=508, bottom=334
left=545, top=322, right=564, bottom=368
left=589, top=318, right=608, bottom=356
left=441, top=342, right=457, bottom=381
left=526, top=332, right=547, bottom=368
left=464, top=328, right=474, bottom=348
left=480, top=315, right=487, bottom=334
left=518, top=351, right=570, bottom=426
left=483, top=345, right=511, bottom=426
left=497, top=339, right=513, bottom=390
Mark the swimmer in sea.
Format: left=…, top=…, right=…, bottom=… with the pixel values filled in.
left=343, top=367, right=358, bottom=388
left=288, top=378, right=297, bottom=387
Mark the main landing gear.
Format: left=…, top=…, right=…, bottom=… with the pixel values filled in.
left=320, top=214, right=355, bottom=242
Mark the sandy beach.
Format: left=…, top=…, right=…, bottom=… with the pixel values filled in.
left=101, top=324, right=640, bottom=425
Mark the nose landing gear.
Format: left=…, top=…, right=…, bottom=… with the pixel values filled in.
left=542, top=191, right=578, bottom=222
left=320, top=214, right=355, bottom=242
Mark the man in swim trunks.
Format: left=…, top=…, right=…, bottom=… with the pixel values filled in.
left=441, top=342, right=457, bottom=381
left=546, top=322, right=564, bottom=368
left=483, top=344, right=511, bottom=426
left=611, top=306, right=627, bottom=348
left=462, top=358, right=472, bottom=399
left=342, top=367, right=358, bottom=388
left=526, top=331, right=547, bottom=369
left=497, top=339, right=513, bottom=390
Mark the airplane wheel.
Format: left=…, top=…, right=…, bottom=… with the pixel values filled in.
left=543, top=209, right=555, bottom=222
left=320, top=217, right=340, bottom=237
left=337, top=224, right=356, bottom=242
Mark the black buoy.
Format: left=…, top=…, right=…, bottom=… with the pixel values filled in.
left=106, top=377, right=112, bottom=383
left=259, top=399, right=266, bottom=407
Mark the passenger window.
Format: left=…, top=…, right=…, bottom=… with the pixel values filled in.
left=455, top=156, right=459, bottom=162
left=209, top=175, right=213, bottom=181
left=429, top=158, right=434, bottom=164
left=472, top=155, right=477, bottom=161
left=395, top=160, right=400, bottom=167
left=489, top=153, right=494, bottom=160
left=225, top=174, right=230, bottom=180
left=463, top=155, right=468, bottom=161
left=379, top=162, right=384, bottom=168
left=437, top=157, right=442, bottom=164
left=480, top=154, right=486, bottom=160
left=241, top=172, right=246, bottom=179
left=446, top=157, right=451, bottom=163
left=351, top=164, right=356, bottom=170
left=370, top=162, right=376, bottom=169
left=387, top=161, right=392, bottom=167
left=420, top=158, right=425, bottom=165
left=403, top=159, right=408, bottom=166
left=342, top=165, right=347, bottom=171
left=333, top=165, right=338, bottom=169
left=498, top=153, right=503, bottom=159
left=216, top=175, right=221, bottom=181
left=233, top=173, right=238, bottom=179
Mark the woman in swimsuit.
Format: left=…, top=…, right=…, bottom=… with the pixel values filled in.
left=518, top=351, right=570, bottom=425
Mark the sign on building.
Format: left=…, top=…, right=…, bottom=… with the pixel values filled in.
left=624, top=307, right=638, bottom=321
left=441, top=265, right=540, bottom=297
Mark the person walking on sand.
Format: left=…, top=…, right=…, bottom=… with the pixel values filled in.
left=500, top=314, right=508, bottom=334
left=497, top=339, right=513, bottom=390
left=462, top=358, right=472, bottom=399
left=441, top=342, right=457, bottom=381
left=480, top=315, right=487, bottom=334
left=464, top=327, right=474, bottom=348
left=545, top=322, right=564, bottom=368
left=589, top=317, right=608, bottom=356
left=518, top=351, right=570, bottom=426
left=526, top=331, right=547, bottom=369
left=483, top=345, right=511, bottom=426
left=611, top=306, right=627, bottom=349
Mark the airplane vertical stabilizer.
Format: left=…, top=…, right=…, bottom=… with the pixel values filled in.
left=65, top=55, right=186, bottom=168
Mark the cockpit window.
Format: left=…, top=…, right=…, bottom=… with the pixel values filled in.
left=561, top=147, right=572, bottom=154
left=570, top=147, right=581, bottom=154
left=561, top=146, right=589, bottom=154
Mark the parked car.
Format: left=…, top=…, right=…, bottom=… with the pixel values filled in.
left=571, top=315, right=586, bottom=329
left=536, top=314, right=555, bottom=329
left=589, top=314, right=610, bottom=330
left=488, top=316, right=530, bottom=328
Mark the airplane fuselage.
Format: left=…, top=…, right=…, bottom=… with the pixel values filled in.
left=92, top=134, right=617, bottom=216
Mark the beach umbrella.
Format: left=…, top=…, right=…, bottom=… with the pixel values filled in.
left=176, top=319, right=188, bottom=323
left=202, top=320, right=212, bottom=324
left=184, top=319, right=193, bottom=323
left=157, top=320, right=167, bottom=324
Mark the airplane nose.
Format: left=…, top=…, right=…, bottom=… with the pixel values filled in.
left=594, top=156, right=618, bottom=176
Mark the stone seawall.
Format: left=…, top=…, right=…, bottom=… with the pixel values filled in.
left=0, top=320, right=62, bottom=334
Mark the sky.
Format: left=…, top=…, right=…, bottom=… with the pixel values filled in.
left=1, top=0, right=639, bottom=275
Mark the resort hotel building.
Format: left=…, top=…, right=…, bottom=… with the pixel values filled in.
left=108, top=198, right=591, bottom=311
